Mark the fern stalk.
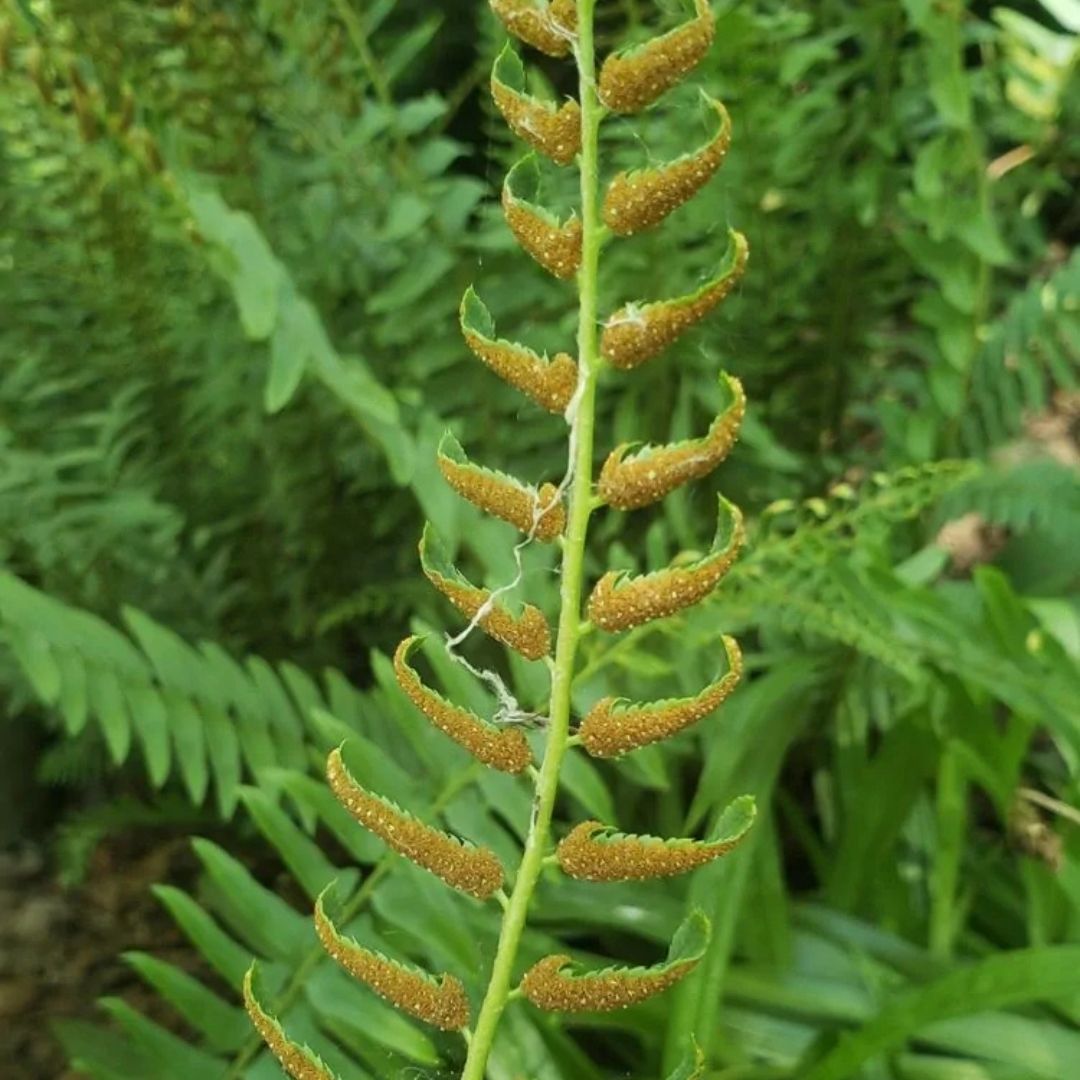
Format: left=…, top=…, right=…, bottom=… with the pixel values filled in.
left=459, top=2, right=603, bottom=1073
left=245, top=2, right=754, bottom=1075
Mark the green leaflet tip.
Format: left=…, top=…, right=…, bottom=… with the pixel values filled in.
left=711, top=794, right=756, bottom=845
left=492, top=40, right=526, bottom=89
left=667, top=1040, right=707, bottom=1080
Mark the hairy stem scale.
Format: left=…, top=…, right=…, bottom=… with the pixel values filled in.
left=460, top=3, right=602, bottom=1074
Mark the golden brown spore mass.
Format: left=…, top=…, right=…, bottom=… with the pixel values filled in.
left=463, top=331, right=577, bottom=415
left=599, top=373, right=745, bottom=510
left=598, top=0, right=715, bottom=114
left=601, top=230, right=749, bottom=370
left=503, top=187, right=583, bottom=280
left=491, top=0, right=575, bottom=57
left=491, top=39, right=580, bottom=163
left=314, top=896, right=471, bottom=1031
left=393, top=636, right=532, bottom=773
left=326, top=749, right=504, bottom=900
left=243, top=969, right=336, bottom=1080
left=431, top=574, right=552, bottom=659
left=556, top=822, right=746, bottom=881
left=579, top=635, right=743, bottom=756
left=461, top=289, right=578, bottom=413
left=438, top=435, right=566, bottom=540
left=420, top=527, right=552, bottom=659
left=548, top=0, right=577, bottom=35
left=587, top=499, right=744, bottom=632
left=603, top=97, right=732, bottom=235
left=491, top=79, right=582, bottom=166
left=520, top=954, right=696, bottom=1012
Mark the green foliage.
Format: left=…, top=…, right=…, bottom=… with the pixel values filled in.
left=0, top=570, right=364, bottom=815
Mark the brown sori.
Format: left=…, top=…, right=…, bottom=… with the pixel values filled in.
left=599, top=373, right=745, bottom=510
left=503, top=186, right=583, bottom=280
left=438, top=436, right=566, bottom=540
left=490, top=0, right=575, bottom=57
left=601, top=230, right=749, bottom=370
left=315, top=896, right=471, bottom=1031
left=243, top=971, right=335, bottom=1080
left=598, top=0, right=714, bottom=114
left=421, top=528, right=552, bottom=659
left=556, top=822, right=748, bottom=881
left=393, top=636, right=532, bottom=774
left=579, top=635, right=743, bottom=757
left=520, top=954, right=697, bottom=1012
left=603, top=96, right=732, bottom=235
left=587, top=501, right=745, bottom=632
left=491, top=79, right=581, bottom=166
left=463, top=331, right=578, bottom=414
left=326, top=749, right=504, bottom=900
left=461, top=289, right=578, bottom=413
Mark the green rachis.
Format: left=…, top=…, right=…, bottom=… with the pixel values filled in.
left=244, top=2, right=755, bottom=1077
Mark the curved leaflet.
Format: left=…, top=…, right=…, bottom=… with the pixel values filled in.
left=598, top=371, right=745, bottom=510
left=420, top=524, right=552, bottom=659
left=588, top=497, right=744, bottom=632
left=503, top=156, right=582, bottom=280
left=393, top=635, right=532, bottom=773
left=601, top=229, right=749, bottom=370
left=314, top=892, right=471, bottom=1031
left=460, top=287, right=578, bottom=414
left=520, top=910, right=710, bottom=1012
left=580, top=635, right=743, bottom=756
left=557, top=796, right=756, bottom=880
left=327, top=748, right=505, bottom=900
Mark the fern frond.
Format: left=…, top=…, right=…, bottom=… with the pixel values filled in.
left=588, top=497, right=744, bottom=631
left=601, top=229, right=749, bottom=369
left=314, top=893, right=471, bottom=1031
left=938, top=458, right=1080, bottom=545
left=393, top=635, right=532, bottom=773
left=520, top=910, right=710, bottom=1012
left=962, top=247, right=1080, bottom=453
left=327, top=747, right=505, bottom=900
left=420, top=524, right=552, bottom=658
left=557, top=796, right=755, bottom=881
left=0, top=572, right=316, bottom=814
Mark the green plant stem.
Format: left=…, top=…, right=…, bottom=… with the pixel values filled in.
left=460, top=3, right=602, bottom=1075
